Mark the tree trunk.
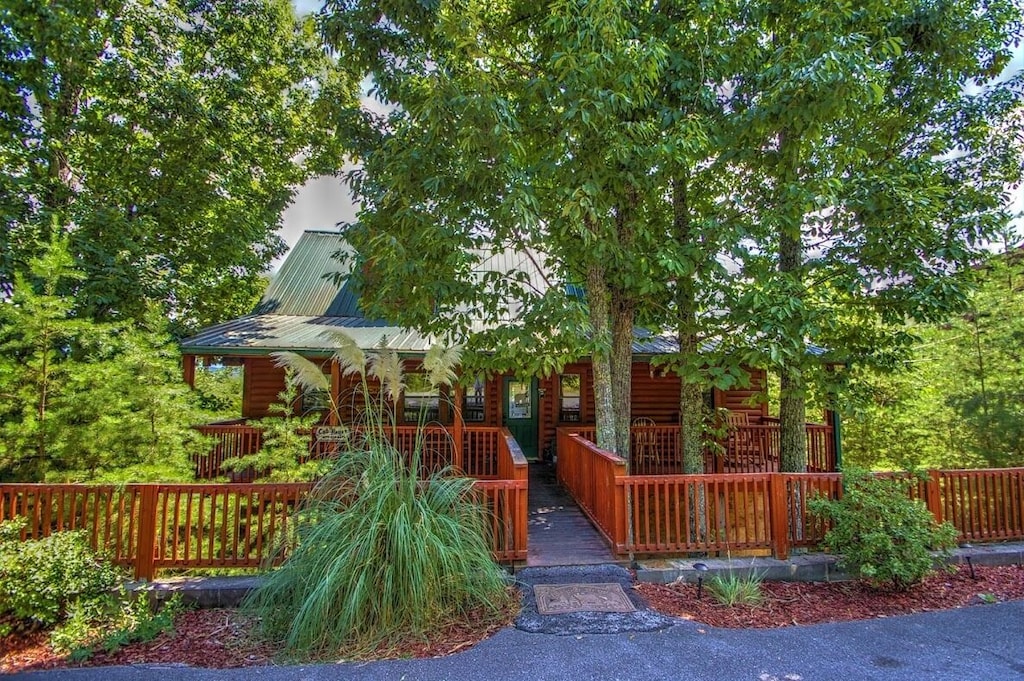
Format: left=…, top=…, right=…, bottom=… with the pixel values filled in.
left=611, top=292, right=634, bottom=463
left=672, top=174, right=707, bottom=543
left=672, top=174, right=705, bottom=475
left=779, top=369, right=806, bottom=471
left=678, top=334, right=704, bottom=475
left=778, top=227, right=807, bottom=472
left=586, top=263, right=616, bottom=454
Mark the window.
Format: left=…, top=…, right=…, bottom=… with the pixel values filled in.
left=463, top=375, right=486, bottom=423
left=559, top=373, right=581, bottom=422
left=403, top=373, right=440, bottom=423
left=507, top=380, right=532, bottom=419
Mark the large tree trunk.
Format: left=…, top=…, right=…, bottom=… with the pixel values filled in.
left=586, top=263, right=616, bottom=454
left=672, top=175, right=705, bottom=475
left=672, top=174, right=707, bottom=545
left=779, top=369, right=806, bottom=471
left=611, top=292, right=634, bottom=463
left=778, top=227, right=807, bottom=472
left=678, top=328, right=704, bottom=475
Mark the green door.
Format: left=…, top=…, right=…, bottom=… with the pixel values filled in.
left=503, top=377, right=539, bottom=459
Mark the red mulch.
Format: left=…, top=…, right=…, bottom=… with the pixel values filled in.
left=1, top=599, right=517, bottom=673
left=635, top=564, right=1024, bottom=629
left=4, top=565, right=1022, bottom=672
left=1, top=610, right=280, bottom=673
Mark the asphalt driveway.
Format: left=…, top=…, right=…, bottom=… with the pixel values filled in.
left=15, top=600, right=1024, bottom=680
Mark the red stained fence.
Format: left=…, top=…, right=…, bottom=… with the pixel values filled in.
left=556, top=428, right=1024, bottom=558
left=0, top=428, right=528, bottom=578
left=934, top=469, right=1024, bottom=542
left=476, top=429, right=529, bottom=562
left=0, top=483, right=308, bottom=579
left=556, top=430, right=628, bottom=545
left=193, top=422, right=264, bottom=479
left=570, top=422, right=836, bottom=475
left=194, top=424, right=503, bottom=482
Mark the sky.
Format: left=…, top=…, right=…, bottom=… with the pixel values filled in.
left=280, top=1, right=1024, bottom=260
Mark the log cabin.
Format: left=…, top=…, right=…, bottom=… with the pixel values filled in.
left=180, top=230, right=839, bottom=476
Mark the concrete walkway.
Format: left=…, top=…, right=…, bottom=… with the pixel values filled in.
left=17, top=600, right=1024, bottom=680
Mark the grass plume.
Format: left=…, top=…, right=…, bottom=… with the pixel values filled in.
left=244, top=441, right=512, bottom=656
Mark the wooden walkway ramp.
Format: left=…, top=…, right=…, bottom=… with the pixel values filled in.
left=527, top=462, right=616, bottom=567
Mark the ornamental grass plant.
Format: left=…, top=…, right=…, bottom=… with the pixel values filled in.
left=243, top=340, right=514, bottom=657
left=706, top=569, right=765, bottom=607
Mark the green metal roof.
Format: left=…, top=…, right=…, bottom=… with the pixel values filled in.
left=180, top=230, right=554, bottom=356
left=180, top=229, right=830, bottom=360
left=180, top=314, right=434, bottom=357
left=253, top=231, right=363, bottom=317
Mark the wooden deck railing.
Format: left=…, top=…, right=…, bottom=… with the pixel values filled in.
left=473, top=428, right=529, bottom=561
left=0, top=483, right=310, bottom=579
left=935, top=469, right=1024, bottom=542
left=555, top=428, right=1024, bottom=559
left=570, top=422, right=836, bottom=474
left=556, top=429, right=628, bottom=549
left=194, top=423, right=503, bottom=482
left=193, top=423, right=265, bottom=479
left=0, top=429, right=528, bottom=578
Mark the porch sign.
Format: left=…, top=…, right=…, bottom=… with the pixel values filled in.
left=503, top=377, right=539, bottom=459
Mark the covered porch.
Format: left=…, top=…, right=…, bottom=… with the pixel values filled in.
left=192, top=415, right=837, bottom=483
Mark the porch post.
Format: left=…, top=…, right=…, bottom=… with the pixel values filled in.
left=925, top=469, right=943, bottom=524
left=770, top=473, right=790, bottom=560
left=134, top=484, right=159, bottom=581
left=452, top=382, right=464, bottom=472
left=330, top=359, right=341, bottom=426
left=182, top=354, right=196, bottom=388
left=830, top=409, right=842, bottom=471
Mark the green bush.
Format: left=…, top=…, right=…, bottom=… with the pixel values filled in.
left=244, top=438, right=514, bottom=657
left=49, top=591, right=182, bottom=659
left=808, top=471, right=958, bottom=591
left=0, top=520, right=121, bottom=630
left=0, top=520, right=180, bottom=656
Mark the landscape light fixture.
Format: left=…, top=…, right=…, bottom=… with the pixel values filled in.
left=693, top=562, right=709, bottom=600
left=961, top=543, right=976, bottom=580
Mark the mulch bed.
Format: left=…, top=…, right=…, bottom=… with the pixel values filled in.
left=4, top=564, right=1022, bottom=672
left=634, top=563, right=1024, bottom=628
left=1, top=610, right=279, bottom=673
left=1, top=599, right=517, bottom=673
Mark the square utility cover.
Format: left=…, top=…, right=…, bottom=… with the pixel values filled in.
left=533, top=583, right=637, bottom=615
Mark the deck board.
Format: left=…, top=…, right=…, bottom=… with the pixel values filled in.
left=527, top=463, right=615, bottom=567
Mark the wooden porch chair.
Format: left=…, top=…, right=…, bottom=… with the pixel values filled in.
left=724, top=411, right=756, bottom=468
left=632, top=417, right=658, bottom=469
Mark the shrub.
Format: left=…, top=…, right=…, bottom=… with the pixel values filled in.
left=244, top=438, right=514, bottom=657
left=707, top=570, right=764, bottom=607
left=0, top=520, right=120, bottom=630
left=48, top=591, right=183, bottom=659
left=809, top=471, right=958, bottom=591
left=0, top=520, right=180, bottom=656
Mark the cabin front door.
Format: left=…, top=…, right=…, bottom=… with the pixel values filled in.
left=502, top=377, right=538, bottom=459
